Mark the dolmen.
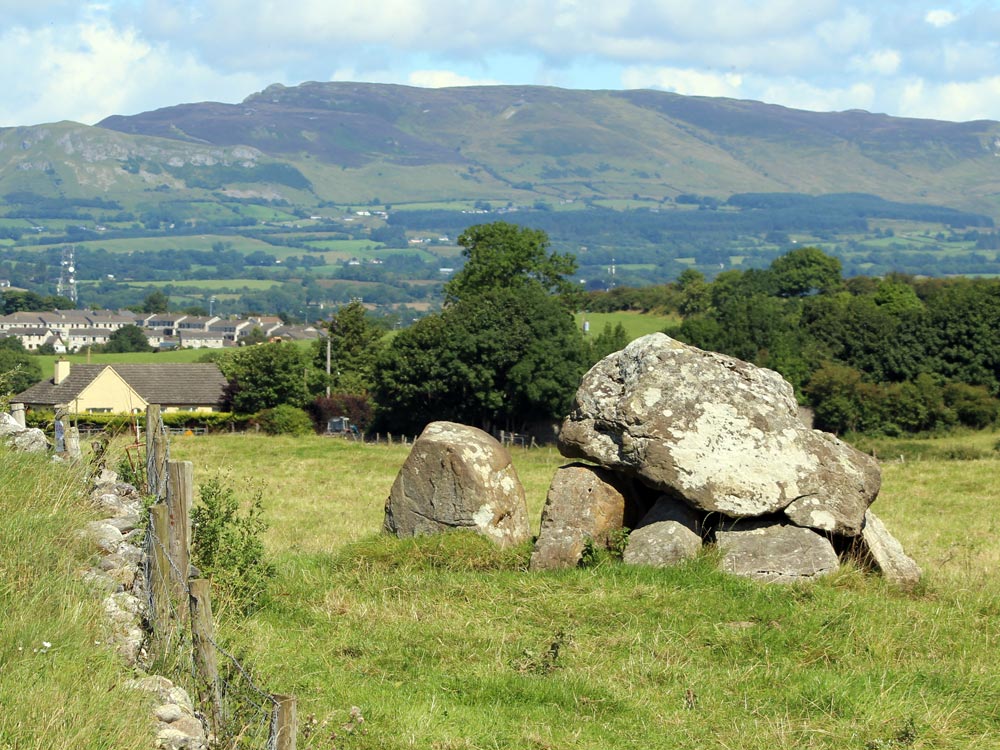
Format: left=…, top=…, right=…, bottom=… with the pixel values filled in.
left=533, top=333, right=921, bottom=587
left=382, top=334, right=920, bottom=588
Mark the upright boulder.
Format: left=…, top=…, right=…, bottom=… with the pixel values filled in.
left=558, top=333, right=880, bottom=536
left=530, top=463, right=634, bottom=571
left=384, top=421, right=530, bottom=547
left=850, top=510, right=922, bottom=589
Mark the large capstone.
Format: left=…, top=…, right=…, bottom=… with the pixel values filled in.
left=558, top=333, right=880, bottom=536
left=383, top=421, right=530, bottom=547
left=530, top=463, right=636, bottom=571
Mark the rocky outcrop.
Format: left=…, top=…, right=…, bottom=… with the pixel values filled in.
left=544, top=333, right=917, bottom=585
left=384, top=421, right=530, bottom=547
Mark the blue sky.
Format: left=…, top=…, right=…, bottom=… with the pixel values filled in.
left=3, top=1, right=1000, bottom=127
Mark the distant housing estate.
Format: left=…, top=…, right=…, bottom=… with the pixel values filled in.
left=0, top=309, right=323, bottom=352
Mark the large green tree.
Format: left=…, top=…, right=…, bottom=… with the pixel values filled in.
left=0, top=338, right=43, bottom=395
left=102, top=324, right=152, bottom=353
left=313, top=301, right=385, bottom=394
left=444, top=222, right=578, bottom=305
left=218, top=342, right=325, bottom=414
left=374, top=222, right=587, bottom=434
left=374, top=285, right=587, bottom=434
left=768, top=246, right=843, bottom=297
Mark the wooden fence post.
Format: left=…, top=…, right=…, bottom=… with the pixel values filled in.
left=166, top=460, right=193, bottom=614
left=146, top=405, right=168, bottom=500
left=149, top=504, right=172, bottom=663
left=272, top=694, right=297, bottom=750
left=189, top=578, right=223, bottom=733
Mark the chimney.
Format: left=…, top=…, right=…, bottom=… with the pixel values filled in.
left=54, top=359, right=71, bottom=385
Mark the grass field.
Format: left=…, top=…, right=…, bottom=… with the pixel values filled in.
left=26, top=234, right=280, bottom=254
left=33, top=348, right=213, bottom=380
left=575, top=310, right=679, bottom=340
left=155, top=430, right=1000, bottom=749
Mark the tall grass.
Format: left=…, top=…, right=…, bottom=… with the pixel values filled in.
left=0, top=448, right=153, bottom=750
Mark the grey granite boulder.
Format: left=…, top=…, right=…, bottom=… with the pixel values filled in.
left=384, top=421, right=530, bottom=547
left=622, top=494, right=703, bottom=567
left=558, top=333, right=880, bottom=535
left=715, top=519, right=839, bottom=583
left=530, top=463, right=633, bottom=571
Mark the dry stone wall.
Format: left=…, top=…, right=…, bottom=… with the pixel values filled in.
left=83, top=469, right=209, bottom=750
left=5, top=417, right=208, bottom=749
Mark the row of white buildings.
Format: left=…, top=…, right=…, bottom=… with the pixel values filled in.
left=0, top=309, right=323, bottom=352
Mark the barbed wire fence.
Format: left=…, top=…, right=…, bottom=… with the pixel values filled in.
left=141, top=405, right=296, bottom=750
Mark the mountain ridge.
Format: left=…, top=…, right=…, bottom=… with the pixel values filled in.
left=2, top=81, right=999, bottom=218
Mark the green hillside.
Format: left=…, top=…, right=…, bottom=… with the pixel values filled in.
left=3, top=83, right=1000, bottom=314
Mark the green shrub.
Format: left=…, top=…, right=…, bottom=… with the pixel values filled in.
left=191, top=473, right=274, bottom=613
left=254, top=404, right=313, bottom=435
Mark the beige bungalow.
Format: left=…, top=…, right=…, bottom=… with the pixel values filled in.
left=14, top=361, right=228, bottom=414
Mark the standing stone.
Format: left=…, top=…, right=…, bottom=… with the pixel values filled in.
left=849, top=510, right=922, bottom=589
left=384, top=421, right=530, bottom=547
left=530, top=463, right=632, bottom=571
left=558, top=333, right=880, bottom=535
left=622, top=495, right=703, bottom=568
left=715, top=519, right=839, bottom=583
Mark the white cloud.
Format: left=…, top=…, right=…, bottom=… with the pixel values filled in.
left=0, top=18, right=266, bottom=126
left=925, top=9, right=958, bottom=28
left=852, top=49, right=902, bottom=76
left=898, top=76, right=1000, bottom=121
left=621, top=66, right=744, bottom=98
left=407, top=70, right=504, bottom=88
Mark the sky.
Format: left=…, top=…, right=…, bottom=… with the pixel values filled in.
left=3, top=1, right=1000, bottom=128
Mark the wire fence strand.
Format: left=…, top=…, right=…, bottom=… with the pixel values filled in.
left=142, top=408, right=287, bottom=750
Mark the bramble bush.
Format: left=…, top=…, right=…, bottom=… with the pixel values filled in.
left=191, top=473, right=274, bottom=613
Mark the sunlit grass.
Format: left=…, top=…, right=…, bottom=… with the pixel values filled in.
left=0, top=448, right=154, bottom=750
left=163, top=431, right=1000, bottom=749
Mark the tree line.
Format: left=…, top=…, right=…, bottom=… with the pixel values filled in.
left=4, top=223, right=998, bottom=439
left=157, top=231, right=1000, bottom=438
left=590, top=248, right=1000, bottom=435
